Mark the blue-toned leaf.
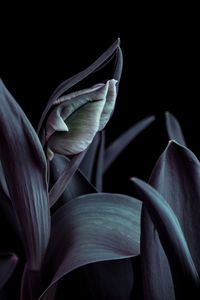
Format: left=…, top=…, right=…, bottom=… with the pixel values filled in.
left=0, top=252, right=18, bottom=288
left=79, top=132, right=101, bottom=181
left=39, top=193, right=141, bottom=299
left=94, top=131, right=105, bottom=191
left=104, top=116, right=155, bottom=172
left=132, top=177, right=200, bottom=300
left=165, top=111, right=186, bottom=146
left=50, top=154, right=96, bottom=212
left=0, top=80, right=50, bottom=270
left=49, top=150, right=86, bottom=207
left=37, top=38, right=121, bottom=135
left=132, top=140, right=200, bottom=299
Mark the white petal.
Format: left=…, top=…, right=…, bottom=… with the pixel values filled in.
left=99, top=79, right=117, bottom=130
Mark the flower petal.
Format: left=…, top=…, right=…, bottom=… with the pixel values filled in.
left=37, top=38, right=121, bottom=135
left=47, top=83, right=109, bottom=157
left=99, top=79, right=117, bottom=130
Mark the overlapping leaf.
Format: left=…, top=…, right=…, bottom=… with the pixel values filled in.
left=37, top=38, right=122, bottom=140
left=0, top=252, right=18, bottom=289
left=133, top=140, right=200, bottom=299
left=104, top=116, right=155, bottom=172
left=132, top=177, right=200, bottom=299
left=49, top=154, right=96, bottom=212
left=165, top=111, right=186, bottom=146
left=0, top=80, right=50, bottom=270
left=39, top=193, right=141, bottom=299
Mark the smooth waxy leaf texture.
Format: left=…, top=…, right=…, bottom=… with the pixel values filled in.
left=134, top=140, right=200, bottom=299
left=39, top=193, right=141, bottom=299
left=49, top=150, right=87, bottom=207
left=0, top=80, right=50, bottom=270
left=79, top=132, right=101, bottom=182
left=104, top=116, right=155, bottom=172
left=165, top=111, right=186, bottom=146
left=0, top=252, right=18, bottom=288
left=49, top=154, right=96, bottom=212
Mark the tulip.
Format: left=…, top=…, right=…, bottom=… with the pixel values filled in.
left=44, top=79, right=117, bottom=159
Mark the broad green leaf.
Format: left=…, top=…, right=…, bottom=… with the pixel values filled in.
left=165, top=111, right=186, bottom=146
left=104, top=116, right=155, bottom=172
left=132, top=140, right=200, bottom=299
left=39, top=193, right=141, bottom=299
left=0, top=252, right=18, bottom=288
left=0, top=80, right=50, bottom=270
left=37, top=38, right=121, bottom=135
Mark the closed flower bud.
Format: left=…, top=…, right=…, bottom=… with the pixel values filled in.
left=45, top=79, right=117, bottom=159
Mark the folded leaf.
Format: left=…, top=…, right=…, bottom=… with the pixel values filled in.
left=165, top=111, right=186, bottom=146
left=132, top=139, right=200, bottom=299
left=132, top=177, right=200, bottom=300
left=104, top=116, right=155, bottom=172
left=50, top=154, right=96, bottom=213
left=0, top=80, right=50, bottom=270
left=0, top=252, right=18, bottom=288
left=94, top=131, right=105, bottom=192
left=39, top=193, right=141, bottom=299
left=37, top=38, right=121, bottom=135
left=0, top=162, right=20, bottom=238
left=49, top=150, right=86, bottom=207
left=79, top=132, right=101, bottom=181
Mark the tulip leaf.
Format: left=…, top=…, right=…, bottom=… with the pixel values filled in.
left=0, top=164, right=20, bottom=235
left=104, top=116, right=156, bottom=172
left=79, top=132, right=101, bottom=181
left=50, top=154, right=96, bottom=212
left=37, top=38, right=121, bottom=135
left=39, top=193, right=141, bottom=299
left=132, top=140, right=200, bottom=299
left=94, top=131, right=105, bottom=192
left=49, top=150, right=87, bottom=207
left=79, top=131, right=105, bottom=191
left=0, top=80, right=50, bottom=270
left=0, top=252, right=18, bottom=289
left=165, top=111, right=186, bottom=146
left=133, top=177, right=200, bottom=299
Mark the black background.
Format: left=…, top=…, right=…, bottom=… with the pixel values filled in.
left=0, top=6, right=199, bottom=196
left=0, top=5, right=200, bottom=299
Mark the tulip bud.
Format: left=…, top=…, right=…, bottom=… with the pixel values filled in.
left=45, top=79, right=117, bottom=159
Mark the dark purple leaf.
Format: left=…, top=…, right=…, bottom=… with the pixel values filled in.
left=0, top=252, right=18, bottom=288
left=50, top=154, right=96, bottom=213
left=0, top=80, right=50, bottom=270
left=165, top=111, right=186, bottom=146
left=104, top=116, right=155, bottom=172
left=79, top=132, right=101, bottom=181
left=49, top=150, right=86, bottom=207
left=132, top=140, right=200, bottom=299
left=39, top=193, right=141, bottom=299
left=37, top=38, right=121, bottom=136
left=94, top=131, right=105, bottom=192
